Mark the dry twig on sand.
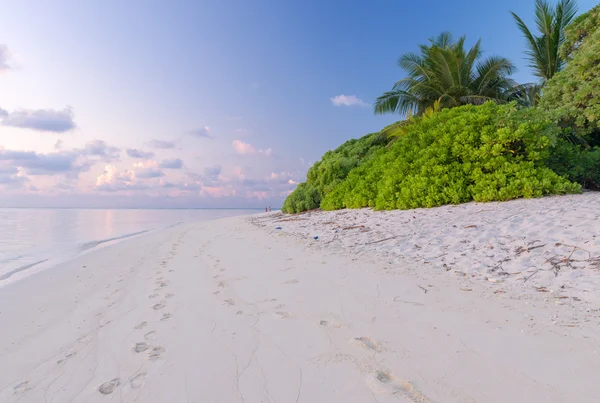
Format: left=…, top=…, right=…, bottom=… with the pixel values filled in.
left=515, top=243, right=546, bottom=256
left=364, top=236, right=398, bottom=245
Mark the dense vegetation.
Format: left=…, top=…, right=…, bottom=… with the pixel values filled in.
left=321, top=103, right=579, bottom=210
left=281, top=132, right=386, bottom=213
left=281, top=1, right=600, bottom=214
left=540, top=4, right=600, bottom=141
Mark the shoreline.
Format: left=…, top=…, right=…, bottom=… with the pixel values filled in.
left=1, top=203, right=599, bottom=402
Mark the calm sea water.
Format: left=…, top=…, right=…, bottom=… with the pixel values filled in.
left=0, top=208, right=259, bottom=285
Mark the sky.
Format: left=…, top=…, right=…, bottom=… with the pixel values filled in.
left=0, top=0, right=597, bottom=208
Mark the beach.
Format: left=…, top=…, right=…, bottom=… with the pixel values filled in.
left=2, top=196, right=600, bottom=402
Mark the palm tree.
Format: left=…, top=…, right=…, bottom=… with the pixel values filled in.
left=374, top=32, right=516, bottom=116
left=506, top=82, right=544, bottom=107
left=511, top=0, right=578, bottom=82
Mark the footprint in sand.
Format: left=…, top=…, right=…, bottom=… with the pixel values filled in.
left=217, top=281, right=226, bottom=288
left=99, top=320, right=112, bottom=328
left=133, top=342, right=150, bottom=353
left=224, top=299, right=235, bottom=306
left=144, top=331, right=157, bottom=341
left=284, top=279, right=299, bottom=284
left=318, top=320, right=343, bottom=328
left=236, top=310, right=244, bottom=315
left=13, top=381, right=32, bottom=394
left=57, top=352, right=77, bottom=365
left=148, top=293, right=159, bottom=299
left=351, top=336, right=384, bottom=352
left=134, top=321, right=147, bottom=330
left=152, top=303, right=166, bottom=310
left=148, top=346, right=166, bottom=361
left=130, top=372, right=147, bottom=389
left=98, top=378, right=120, bottom=395
left=157, top=281, right=169, bottom=288
left=160, top=313, right=172, bottom=321
left=275, top=311, right=291, bottom=319
left=367, top=371, right=430, bottom=402
left=165, top=293, right=174, bottom=299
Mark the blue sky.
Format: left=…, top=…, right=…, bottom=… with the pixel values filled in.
left=0, top=0, right=597, bottom=208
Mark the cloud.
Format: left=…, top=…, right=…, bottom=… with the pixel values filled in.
left=190, top=126, right=213, bottom=139
left=0, top=174, right=27, bottom=187
left=0, top=45, right=12, bottom=72
left=81, top=140, right=120, bottom=160
left=0, top=107, right=8, bottom=118
left=147, top=139, right=176, bottom=149
left=232, top=140, right=255, bottom=154
left=330, top=94, right=368, bottom=107
left=204, top=165, right=221, bottom=181
left=55, top=139, right=63, bottom=150
left=0, top=148, right=90, bottom=176
left=136, top=168, right=164, bottom=178
left=232, top=140, right=273, bottom=156
left=159, top=158, right=183, bottom=169
left=126, top=148, right=155, bottom=159
left=95, top=164, right=152, bottom=192
left=1, top=106, right=76, bottom=132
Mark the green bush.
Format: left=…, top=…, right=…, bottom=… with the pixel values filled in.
left=321, top=102, right=580, bottom=211
left=540, top=5, right=600, bottom=141
left=281, top=183, right=320, bottom=214
left=546, top=140, right=600, bottom=189
left=281, top=132, right=387, bottom=213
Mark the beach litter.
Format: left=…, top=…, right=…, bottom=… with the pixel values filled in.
left=314, top=236, right=319, bottom=240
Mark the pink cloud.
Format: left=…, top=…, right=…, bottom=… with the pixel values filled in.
left=232, top=140, right=272, bottom=156
left=232, top=140, right=255, bottom=154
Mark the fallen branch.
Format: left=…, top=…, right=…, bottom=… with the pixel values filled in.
left=524, top=269, right=540, bottom=282
left=515, top=244, right=546, bottom=256
left=342, top=225, right=365, bottom=230
left=418, top=285, right=428, bottom=294
left=364, top=235, right=398, bottom=245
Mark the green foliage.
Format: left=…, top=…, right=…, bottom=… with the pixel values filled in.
left=546, top=140, right=600, bottom=189
left=321, top=103, right=580, bottom=211
left=281, top=183, right=320, bottom=214
left=374, top=32, right=516, bottom=116
left=539, top=5, right=600, bottom=139
left=281, top=132, right=387, bottom=213
left=511, top=0, right=578, bottom=82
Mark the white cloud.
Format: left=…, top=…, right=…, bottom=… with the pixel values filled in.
left=232, top=140, right=272, bottom=156
left=330, top=94, right=368, bottom=107
left=232, top=140, right=256, bottom=154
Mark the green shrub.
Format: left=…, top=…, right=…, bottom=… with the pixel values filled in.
left=546, top=140, right=600, bottom=189
left=281, top=132, right=388, bottom=213
left=540, top=5, right=600, bottom=141
left=281, top=183, right=320, bottom=214
left=321, top=102, right=580, bottom=211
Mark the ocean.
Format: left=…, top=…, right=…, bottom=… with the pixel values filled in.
left=0, top=208, right=259, bottom=286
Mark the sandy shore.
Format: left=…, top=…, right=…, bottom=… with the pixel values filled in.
left=1, top=204, right=600, bottom=402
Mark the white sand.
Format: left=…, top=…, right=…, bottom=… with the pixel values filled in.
left=1, top=201, right=600, bottom=402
